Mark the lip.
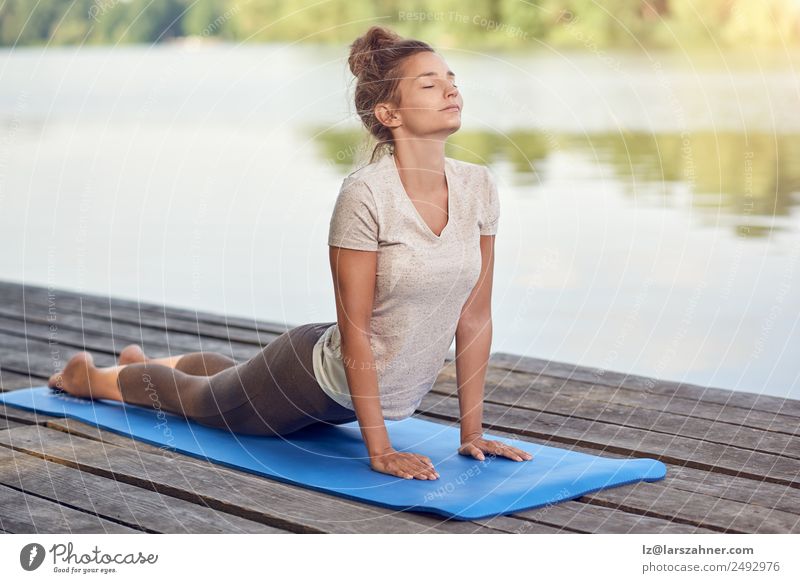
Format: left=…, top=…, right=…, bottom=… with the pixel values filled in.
left=441, top=105, right=460, bottom=112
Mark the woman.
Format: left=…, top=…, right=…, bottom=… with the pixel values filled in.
left=47, top=25, right=532, bottom=481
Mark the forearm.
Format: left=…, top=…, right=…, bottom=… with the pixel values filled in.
left=454, top=317, right=492, bottom=442
left=341, top=337, right=391, bottom=457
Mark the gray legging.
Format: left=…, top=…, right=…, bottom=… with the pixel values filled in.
left=116, top=322, right=357, bottom=436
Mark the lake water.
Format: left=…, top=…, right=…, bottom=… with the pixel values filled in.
left=1, top=43, right=798, bottom=399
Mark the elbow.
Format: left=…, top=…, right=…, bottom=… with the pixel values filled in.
left=339, top=322, right=373, bottom=349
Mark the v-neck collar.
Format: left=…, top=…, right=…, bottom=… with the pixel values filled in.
left=387, top=152, right=452, bottom=240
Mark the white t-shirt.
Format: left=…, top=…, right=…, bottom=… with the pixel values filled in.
left=312, top=152, right=500, bottom=420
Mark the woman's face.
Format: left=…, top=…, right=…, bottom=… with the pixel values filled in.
left=379, top=51, right=463, bottom=139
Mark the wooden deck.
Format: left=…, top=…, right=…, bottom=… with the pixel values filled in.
left=0, top=279, right=797, bottom=534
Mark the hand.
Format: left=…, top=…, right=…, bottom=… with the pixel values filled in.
left=370, top=446, right=439, bottom=480
left=458, top=433, right=534, bottom=462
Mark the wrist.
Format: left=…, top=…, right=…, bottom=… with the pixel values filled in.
left=368, top=444, right=394, bottom=459
left=460, top=430, right=483, bottom=443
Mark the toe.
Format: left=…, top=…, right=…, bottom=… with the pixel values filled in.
left=118, top=344, right=146, bottom=364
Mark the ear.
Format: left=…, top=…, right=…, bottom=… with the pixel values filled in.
left=375, top=102, right=401, bottom=129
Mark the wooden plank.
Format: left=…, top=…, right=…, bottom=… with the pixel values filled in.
left=482, top=499, right=716, bottom=534
left=0, top=482, right=140, bottom=533
left=0, top=283, right=290, bottom=343
left=1, top=402, right=64, bottom=426
left=0, top=447, right=290, bottom=533
left=0, top=301, right=265, bottom=352
left=0, top=333, right=249, bottom=402
left=661, top=464, right=800, bottom=518
left=481, top=519, right=568, bottom=532
left=0, top=309, right=254, bottom=361
left=0, top=279, right=288, bottom=334
left=490, top=352, right=800, bottom=418
left=45, top=417, right=194, bottom=461
left=0, top=368, right=39, bottom=391
left=0, top=416, right=28, bottom=431
left=580, top=478, right=800, bottom=534
left=0, top=326, right=268, bottom=408
left=414, top=411, right=800, bottom=534
left=0, top=331, right=120, bottom=377
left=418, top=393, right=800, bottom=487
left=0, top=424, right=513, bottom=534
left=431, top=373, right=800, bottom=460
left=437, top=364, right=799, bottom=437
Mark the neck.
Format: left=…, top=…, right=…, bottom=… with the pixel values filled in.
left=391, top=141, right=447, bottom=196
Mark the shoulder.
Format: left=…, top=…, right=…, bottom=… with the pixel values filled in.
left=447, top=156, right=493, bottom=185
left=342, top=155, right=389, bottom=189
left=337, top=176, right=376, bottom=209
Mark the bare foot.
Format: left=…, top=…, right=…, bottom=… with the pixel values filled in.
left=47, top=351, right=97, bottom=398
left=118, top=344, right=147, bottom=365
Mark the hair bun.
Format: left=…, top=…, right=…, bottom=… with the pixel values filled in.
left=348, top=25, right=402, bottom=79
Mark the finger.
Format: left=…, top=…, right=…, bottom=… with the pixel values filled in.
left=502, top=446, right=528, bottom=461
left=419, top=458, right=439, bottom=477
left=412, top=465, right=437, bottom=480
left=495, top=444, right=522, bottom=461
left=395, top=460, right=421, bottom=479
left=415, top=454, right=434, bottom=468
left=486, top=442, right=520, bottom=461
left=410, top=459, right=434, bottom=478
left=399, top=466, right=416, bottom=479
left=425, top=463, right=440, bottom=479
left=497, top=444, right=522, bottom=459
left=394, top=467, right=414, bottom=479
left=417, top=460, right=439, bottom=478
left=415, top=474, right=436, bottom=481
left=469, top=445, right=486, bottom=461
left=459, top=445, right=482, bottom=460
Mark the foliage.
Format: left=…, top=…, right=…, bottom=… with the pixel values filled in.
left=1, top=0, right=798, bottom=49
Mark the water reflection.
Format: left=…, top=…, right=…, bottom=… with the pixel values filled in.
left=314, top=128, right=799, bottom=237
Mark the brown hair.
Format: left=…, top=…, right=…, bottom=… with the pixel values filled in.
left=347, top=25, right=435, bottom=164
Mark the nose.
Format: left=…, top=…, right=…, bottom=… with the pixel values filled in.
left=446, top=81, right=458, bottom=98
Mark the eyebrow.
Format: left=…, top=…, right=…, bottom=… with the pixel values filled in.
left=413, top=70, right=456, bottom=80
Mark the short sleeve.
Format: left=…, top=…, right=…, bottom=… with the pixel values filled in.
left=327, top=178, right=380, bottom=251
left=480, top=167, right=500, bottom=236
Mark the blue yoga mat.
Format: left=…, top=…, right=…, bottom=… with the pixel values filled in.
left=0, top=386, right=667, bottom=521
